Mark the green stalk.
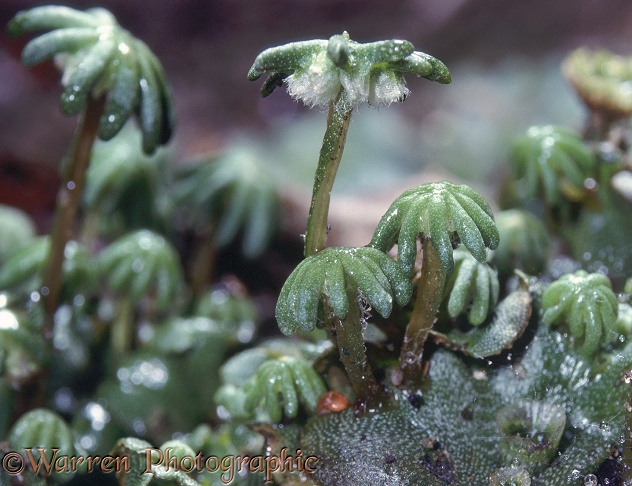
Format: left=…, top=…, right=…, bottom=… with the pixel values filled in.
left=111, top=298, right=135, bottom=361
left=80, top=209, right=102, bottom=254
left=399, top=238, right=446, bottom=388
left=42, top=95, right=105, bottom=329
left=190, top=229, right=218, bottom=302
left=332, top=299, right=387, bottom=410
left=304, top=90, right=352, bottom=257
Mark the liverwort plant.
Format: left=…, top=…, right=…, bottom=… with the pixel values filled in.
left=541, top=270, right=619, bottom=355
left=249, top=31, right=450, bottom=257
left=0, top=237, right=95, bottom=304
left=5, top=4, right=632, bottom=482
left=442, top=246, right=499, bottom=327
left=493, top=209, right=551, bottom=278
left=243, top=356, right=326, bottom=423
left=563, top=48, right=632, bottom=137
left=97, top=229, right=183, bottom=359
left=172, top=149, right=280, bottom=299
left=251, top=33, right=450, bottom=407
left=510, top=125, right=596, bottom=226
left=370, top=181, right=499, bottom=386
left=276, top=246, right=411, bottom=405
left=8, top=6, right=174, bottom=324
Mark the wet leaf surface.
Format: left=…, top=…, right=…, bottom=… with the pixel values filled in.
left=300, top=326, right=632, bottom=485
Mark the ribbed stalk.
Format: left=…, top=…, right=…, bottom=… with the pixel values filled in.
left=399, top=239, right=446, bottom=388
left=332, top=298, right=389, bottom=410
left=42, top=95, right=104, bottom=332
left=304, top=90, right=352, bottom=257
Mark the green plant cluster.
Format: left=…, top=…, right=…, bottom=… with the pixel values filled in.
left=8, top=5, right=174, bottom=154
left=542, top=270, right=619, bottom=355
left=370, top=181, right=500, bottom=276
left=2, top=5, right=631, bottom=486
left=442, top=247, right=499, bottom=326
left=248, top=32, right=450, bottom=108
left=276, top=246, right=412, bottom=335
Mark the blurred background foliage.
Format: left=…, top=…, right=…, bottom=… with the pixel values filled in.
left=3, top=0, right=632, bottom=233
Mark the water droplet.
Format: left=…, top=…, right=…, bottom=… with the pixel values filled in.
left=118, top=42, right=130, bottom=55
left=570, top=469, right=581, bottom=480
left=0, top=309, right=19, bottom=330
left=131, top=258, right=144, bottom=274
left=54, top=387, right=74, bottom=413
left=108, top=114, right=116, bottom=123
left=599, top=420, right=608, bottom=430
left=67, top=181, right=75, bottom=190
left=132, top=418, right=146, bottom=435
left=584, top=178, right=597, bottom=190
left=584, top=473, right=598, bottom=486
left=619, top=434, right=626, bottom=444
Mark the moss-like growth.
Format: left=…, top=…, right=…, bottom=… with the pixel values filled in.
left=511, top=125, right=595, bottom=206
left=563, top=48, right=632, bottom=120
left=98, top=229, right=183, bottom=310
left=442, top=247, right=499, bottom=326
left=542, top=270, right=619, bottom=355
left=276, top=246, right=411, bottom=335
left=243, top=357, right=326, bottom=422
left=371, top=181, right=499, bottom=277
left=493, top=209, right=551, bottom=277
left=8, top=5, right=174, bottom=152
